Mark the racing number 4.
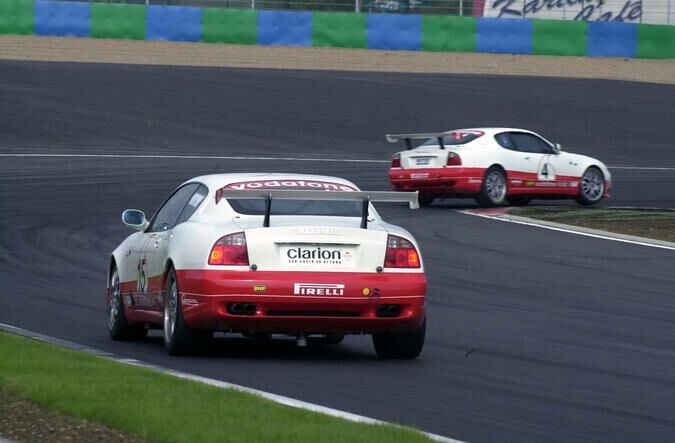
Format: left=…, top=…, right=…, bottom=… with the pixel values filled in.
left=541, top=163, right=549, bottom=178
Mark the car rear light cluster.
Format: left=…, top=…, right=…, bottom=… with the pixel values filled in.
left=446, top=152, right=462, bottom=166
left=384, top=235, right=421, bottom=268
left=208, top=232, right=249, bottom=265
left=391, top=153, right=401, bottom=168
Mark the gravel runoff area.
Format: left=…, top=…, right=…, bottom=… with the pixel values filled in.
left=511, top=207, right=675, bottom=243
left=1, top=35, right=674, bottom=84
left=0, top=390, right=146, bottom=443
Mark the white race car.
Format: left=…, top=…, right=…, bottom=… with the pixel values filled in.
left=107, top=173, right=427, bottom=359
left=387, top=128, right=612, bottom=207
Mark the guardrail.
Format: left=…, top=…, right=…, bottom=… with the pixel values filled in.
left=1, top=0, right=673, bottom=58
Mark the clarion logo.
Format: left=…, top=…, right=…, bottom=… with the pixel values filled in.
left=287, top=247, right=341, bottom=261
left=294, top=283, right=345, bottom=296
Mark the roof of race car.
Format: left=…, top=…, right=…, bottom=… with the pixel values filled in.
left=183, top=173, right=361, bottom=192
left=446, top=128, right=536, bottom=135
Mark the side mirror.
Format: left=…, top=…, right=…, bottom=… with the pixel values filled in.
left=552, top=143, right=562, bottom=154
left=122, top=209, right=149, bottom=231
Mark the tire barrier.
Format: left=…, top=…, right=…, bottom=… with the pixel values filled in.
left=1, top=0, right=673, bottom=59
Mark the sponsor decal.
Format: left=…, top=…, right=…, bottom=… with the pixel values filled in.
left=511, top=179, right=523, bottom=185
left=224, top=180, right=357, bottom=192
left=362, top=288, right=370, bottom=296
left=293, top=283, right=345, bottom=296
left=182, top=295, right=198, bottom=305
left=362, top=288, right=381, bottom=297
left=485, top=0, right=643, bottom=24
left=253, top=285, right=267, bottom=293
left=535, top=181, right=578, bottom=188
left=526, top=181, right=535, bottom=187
left=285, top=246, right=352, bottom=265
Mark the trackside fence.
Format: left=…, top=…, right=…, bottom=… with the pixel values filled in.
left=0, top=0, right=673, bottom=58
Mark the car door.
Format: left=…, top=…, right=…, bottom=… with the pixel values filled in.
left=493, top=132, right=543, bottom=191
left=545, top=147, right=584, bottom=192
left=136, top=183, right=203, bottom=310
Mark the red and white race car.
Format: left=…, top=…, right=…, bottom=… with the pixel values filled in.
left=107, top=173, right=426, bottom=359
left=387, top=128, right=611, bottom=207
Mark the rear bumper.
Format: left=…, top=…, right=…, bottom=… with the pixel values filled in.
left=176, top=270, right=426, bottom=334
left=389, top=167, right=483, bottom=195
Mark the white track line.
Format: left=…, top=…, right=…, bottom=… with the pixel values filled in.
left=0, top=322, right=464, bottom=443
left=0, top=153, right=389, bottom=163
left=460, top=211, right=675, bottom=251
left=0, top=153, right=674, bottom=171
left=609, top=166, right=675, bottom=171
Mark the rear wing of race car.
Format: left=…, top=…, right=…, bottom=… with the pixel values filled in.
left=386, top=132, right=449, bottom=150
left=215, top=189, right=419, bottom=229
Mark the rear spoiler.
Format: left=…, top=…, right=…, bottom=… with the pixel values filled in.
left=386, top=132, right=448, bottom=150
left=215, top=189, right=419, bottom=229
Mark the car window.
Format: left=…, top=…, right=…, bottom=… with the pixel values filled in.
left=148, top=183, right=200, bottom=232
left=421, top=131, right=484, bottom=147
left=494, top=132, right=517, bottom=151
left=176, top=184, right=208, bottom=225
left=229, top=198, right=361, bottom=217
left=510, top=132, right=551, bottom=154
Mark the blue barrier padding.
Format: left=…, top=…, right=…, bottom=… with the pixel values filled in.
left=146, top=5, right=201, bottom=42
left=34, top=0, right=90, bottom=37
left=476, top=18, right=532, bottom=55
left=587, top=21, right=637, bottom=58
left=257, top=11, right=312, bottom=47
left=366, top=14, right=422, bottom=51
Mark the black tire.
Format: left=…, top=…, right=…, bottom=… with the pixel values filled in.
left=418, top=194, right=435, bottom=207
left=107, top=264, right=147, bottom=341
left=372, top=318, right=425, bottom=359
left=576, top=167, right=605, bottom=206
left=163, top=267, right=212, bottom=356
left=476, top=167, right=507, bottom=207
left=506, top=195, right=532, bottom=206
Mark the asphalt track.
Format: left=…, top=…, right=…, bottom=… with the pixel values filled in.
left=1, top=60, right=675, bottom=443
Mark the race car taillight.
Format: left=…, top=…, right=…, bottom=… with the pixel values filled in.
left=446, top=152, right=462, bottom=166
left=384, top=235, right=420, bottom=268
left=391, top=153, right=401, bottom=168
left=208, top=232, right=249, bottom=266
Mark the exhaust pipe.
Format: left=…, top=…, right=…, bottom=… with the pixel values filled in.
left=228, top=302, right=257, bottom=315
left=229, top=303, right=244, bottom=315
left=376, top=304, right=401, bottom=318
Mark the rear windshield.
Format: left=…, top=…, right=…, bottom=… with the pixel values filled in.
left=421, top=130, right=484, bottom=147
left=222, top=179, right=362, bottom=217
left=228, top=199, right=361, bottom=217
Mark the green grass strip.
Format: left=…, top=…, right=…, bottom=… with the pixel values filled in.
left=532, top=19, right=587, bottom=56
left=312, top=12, right=367, bottom=49
left=0, top=0, right=34, bottom=35
left=637, top=24, right=675, bottom=59
left=202, top=8, right=257, bottom=45
left=422, top=16, right=476, bottom=53
left=90, top=3, right=146, bottom=40
left=0, top=332, right=433, bottom=443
